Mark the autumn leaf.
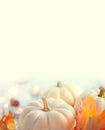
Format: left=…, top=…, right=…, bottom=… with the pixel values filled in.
left=0, top=110, right=16, bottom=130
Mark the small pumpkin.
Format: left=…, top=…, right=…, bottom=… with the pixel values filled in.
left=74, top=86, right=105, bottom=114
left=18, top=97, right=76, bottom=130
left=74, top=95, right=105, bottom=130
left=43, top=81, right=83, bottom=106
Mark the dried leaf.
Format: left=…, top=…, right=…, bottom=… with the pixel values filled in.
left=0, top=110, right=16, bottom=130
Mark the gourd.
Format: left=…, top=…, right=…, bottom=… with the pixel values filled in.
left=18, top=97, right=76, bottom=130
left=43, top=81, right=82, bottom=106
left=74, top=87, right=105, bottom=130
left=74, top=86, right=105, bottom=114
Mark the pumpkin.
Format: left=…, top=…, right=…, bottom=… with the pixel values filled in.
left=74, top=86, right=105, bottom=114
left=42, top=81, right=83, bottom=106
left=74, top=95, right=105, bottom=130
left=74, top=91, right=105, bottom=130
left=18, top=97, right=76, bottom=130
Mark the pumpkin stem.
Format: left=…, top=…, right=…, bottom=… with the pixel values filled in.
left=98, top=87, right=105, bottom=98
left=41, top=97, right=50, bottom=112
left=56, top=81, right=61, bottom=87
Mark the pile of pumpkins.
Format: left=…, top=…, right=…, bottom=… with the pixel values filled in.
left=18, top=81, right=105, bottom=130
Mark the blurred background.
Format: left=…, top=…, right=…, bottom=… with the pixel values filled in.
left=0, top=0, right=105, bottom=115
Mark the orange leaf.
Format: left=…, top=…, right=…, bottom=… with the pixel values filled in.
left=0, top=110, right=16, bottom=130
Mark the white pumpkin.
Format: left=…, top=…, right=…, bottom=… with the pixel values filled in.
left=74, top=86, right=105, bottom=114
left=43, top=81, right=82, bottom=106
left=18, top=97, right=76, bottom=130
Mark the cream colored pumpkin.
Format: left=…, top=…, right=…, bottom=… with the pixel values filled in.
left=18, top=97, right=76, bottom=130
left=43, top=82, right=82, bottom=106
left=74, top=87, right=105, bottom=114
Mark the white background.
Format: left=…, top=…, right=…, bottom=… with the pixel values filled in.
left=0, top=0, right=105, bottom=83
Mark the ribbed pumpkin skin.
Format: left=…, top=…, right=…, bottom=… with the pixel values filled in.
left=43, top=82, right=82, bottom=106
left=74, top=87, right=105, bottom=114
left=18, top=98, right=76, bottom=130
